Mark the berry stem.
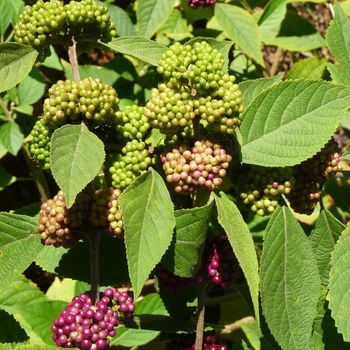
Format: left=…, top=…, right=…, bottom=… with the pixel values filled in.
left=67, top=35, right=81, bottom=82
left=86, top=228, right=102, bottom=305
left=195, top=279, right=207, bottom=350
left=193, top=115, right=201, bottom=142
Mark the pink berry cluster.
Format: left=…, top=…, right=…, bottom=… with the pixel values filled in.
left=52, top=288, right=135, bottom=349
left=165, top=331, right=227, bottom=350
left=161, top=135, right=233, bottom=194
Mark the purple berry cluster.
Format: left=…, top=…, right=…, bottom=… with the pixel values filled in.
left=203, top=235, right=240, bottom=288
left=155, top=263, right=203, bottom=293
left=286, top=138, right=342, bottom=215
left=37, top=190, right=91, bottom=248
left=161, top=136, right=233, bottom=194
left=52, top=288, right=135, bottom=349
left=88, top=187, right=124, bottom=237
left=188, top=0, right=217, bottom=9
left=165, top=331, right=227, bottom=350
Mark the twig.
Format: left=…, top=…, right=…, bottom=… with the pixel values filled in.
left=269, top=47, right=284, bottom=77
left=67, top=35, right=81, bottom=82
left=195, top=280, right=207, bottom=350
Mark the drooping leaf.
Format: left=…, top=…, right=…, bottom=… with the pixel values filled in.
left=186, top=37, right=234, bottom=73
left=41, top=46, right=62, bottom=71
left=0, top=121, right=24, bottom=156
left=0, top=309, right=28, bottom=343
left=309, top=209, right=346, bottom=286
left=34, top=244, right=66, bottom=274
left=214, top=191, right=260, bottom=324
left=161, top=199, right=214, bottom=278
left=17, top=67, right=45, bottom=106
left=111, top=293, right=168, bottom=347
left=286, top=57, right=328, bottom=80
left=258, top=0, right=286, bottom=40
left=100, top=37, right=167, bottom=66
left=328, top=225, right=350, bottom=341
left=119, top=169, right=175, bottom=299
left=137, top=0, right=174, bottom=38
left=0, top=213, right=42, bottom=289
left=0, top=43, right=38, bottom=93
left=0, top=0, right=23, bottom=35
left=326, top=1, right=350, bottom=85
left=15, top=300, right=68, bottom=345
left=214, top=4, right=264, bottom=67
left=157, top=10, right=192, bottom=42
left=240, top=80, right=350, bottom=167
left=260, top=205, right=320, bottom=350
left=239, top=73, right=284, bottom=109
left=45, top=277, right=89, bottom=302
left=236, top=320, right=263, bottom=350
left=50, top=123, right=105, bottom=208
left=96, top=1, right=136, bottom=37
left=0, top=165, right=16, bottom=190
left=309, top=287, right=350, bottom=349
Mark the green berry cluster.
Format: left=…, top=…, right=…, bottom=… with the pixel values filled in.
left=37, top=190, right=91, bottom=248
left=157, top=41, right=225, bottom=92
left=146, top=41, right=244, bottom=138
left=14, top=0, right=116, bottom=49
left=88, top=188, right=124, bottom=237
left=235, top=165, right=295, bottom=216
left=115, top=105, right=150, bottom=141
left=108, top=140, right=152, bottom=190
left=161, top=135, right=233, bottom=194
left=29, top=119, right=53, bottom=171
left=286, top=138, right=342, bottom=215
left=42, top=78, right=119, bottom=129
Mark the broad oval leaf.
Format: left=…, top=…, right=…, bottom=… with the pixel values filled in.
left=328, top=224, right=350, bottom=341
left=50, top=123, right=105, bottom=208
left=0, top=309, right=29, bottom=343
left=258, top=0, right=286, bottom=40
left=0, top=43, right=38, bottom=93
left=260, top=205, right=320, bottom=350
left=119, top=169, right=175, bottom=299
left=17, top=67, right=45, bottom=106
left=0, top=213, right=42, bottom=289
left=137, top=0, right=174, bottom=38
left=214, top=4, right=264, bottom=67
left=240, top=80, right=350, bottom=167
left=100, top=37, right=167, bottom=66
left=309, top=209, right=345, bottom=286
left=0, top=121, right=24, bottom=156
left=286, top=57, right=328, bottom=80
left=162, top=199, right=214, bottom=278
left=214, top=191, right=260, bottom=324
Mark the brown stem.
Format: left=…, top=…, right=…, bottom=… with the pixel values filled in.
left=67, top=35, right=81, bottom=82
left=86, top=228, right=102, bottom=305
left=195, top=280, right=207, bottom=350
left=269, top=47, right=284, bottom=77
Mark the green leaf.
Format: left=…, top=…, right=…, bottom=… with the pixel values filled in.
left=214, top=191, right=260, bottom=324
left=111, top=293, right=168, bottom=346
left=45, top=277, right=89, bottom=302
left=240, top=80, right=350, bottom=167
left=326, top=1, right=350, bottom=85
left=100, top=37, right=167, bottom=66
left=0, top=309, right=28, bottom=343
left=157, top=10, right=192, bottom=42
left=15, top=300, right=68, bottom=345
left=41, top=46, right=62, bottom=71
left=0, top=346, right=57, bottom=350
left=34, top=245, right=66, bottom=274
left=309, top=287, right=350, bottom=349
left=17, top=67, right=45, bottom=106
left=239, top=73, right=284, bottom=109
left=260, top=205, right=320, bottom=350
left=309, top=209, right=346, bottom=287
left=287, top=57, right=328, bottom=80
left=62, top=61, right=119, bottom=86
left=0, top=43, right=38, bottom=93
left=13, top=105, right=33, bottom=115
left=162, top=199, right=213, bottom=278
left=0, top=121, right=24, bottom=156
left=96, top=1, right=136, bottom=37
left=328, top=224, right=350, bottom=341
left=232, top=340, right=250, bottom=350
left=263, top=10, right=325, bottom=51
left=186, top=37, right=234, bottom=73
left=137, top=0, right=174, bottom=38
left=50, top=123, right=105, bottom=208
left=214, top=4, right=264, bottom=67
left=0, top=213, right=42, bottom=289
left=236, top=320, right=263, bottom=350
left=0, top=165, right=16, bottom=190
left=119, top=169, right=175, bottom=299
left=258, top=0, right=286, bottom=40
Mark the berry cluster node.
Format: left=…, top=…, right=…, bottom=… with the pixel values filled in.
left=161, top=136, right=233, bottom=194
left=52, top=288, right=135, bottom=349
left=42, top=78, right=119, bottom=129
left=37, top=190, right=91, bottom=248
left=187, top=0, right=217, bottom=9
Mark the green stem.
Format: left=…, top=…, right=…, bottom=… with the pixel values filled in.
left=0, top=97, right=14, bottom=122
left=195, top=280, right=207, bottom=350
left=86, top=228, right=102, bottom=305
